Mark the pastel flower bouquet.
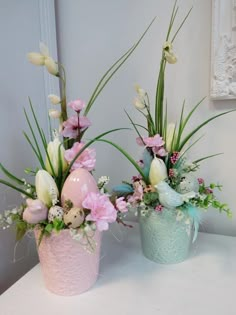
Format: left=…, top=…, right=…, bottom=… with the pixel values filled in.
left=102, top=3, right=235, bottom=264
left=0, top=23, right=152, bottom=295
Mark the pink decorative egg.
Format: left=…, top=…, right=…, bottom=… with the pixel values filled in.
left=61, top=168, right=98, bottom=208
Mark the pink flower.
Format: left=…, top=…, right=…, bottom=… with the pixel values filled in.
left=61, top=116, right=91, bottom=139
left=64, top=142, right=96, bottom=171
left=116, top=197, right=128, bottom=213
left=205, top=188, right=213, bottom=194
left=128, top=181, right=144, bottom=205
left=136, top=134, right=167, bottom=157
left=68, top=99, right=85, bottom=112
left=170, top=151, right=180, bottom=164
left=83, top=192, right=117, bottom=231
left=155, top=205, right=163, bottom=212
left=198, top=178, right=204, bottom=185
left=143, top=134, right=165, bottom=148
left=23, top=199, right=48, bottom=224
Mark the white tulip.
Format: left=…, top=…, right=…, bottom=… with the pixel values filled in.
left=166, top=123, right=176, bottom=152
left=49, top=109, right=61, bottom=119
left=149, top=157, right=168, bottom=186
left=44, top=57, right=59, bottom=76
left=48, top=94, right=61, bottom=105
left=45, top=138, right=67, bottom=176
left=133, top=97, right=145, bottom=110
left=27, top=52, right=45, bottom=66
left=35, top=170, right=59, bottom=207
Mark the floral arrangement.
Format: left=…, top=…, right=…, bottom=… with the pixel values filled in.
left=0, top=25, right=153, bottom=250
left=101, top=3, right=234, bottom=241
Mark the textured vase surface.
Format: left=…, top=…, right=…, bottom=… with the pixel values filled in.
left=35, top=229, right=101, bottom=296
left=139, top=208, right=192, bottom=264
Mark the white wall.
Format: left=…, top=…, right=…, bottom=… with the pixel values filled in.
left=56, top=0, right=236, bottom=236
left=0, top=0, right=57, bottom=293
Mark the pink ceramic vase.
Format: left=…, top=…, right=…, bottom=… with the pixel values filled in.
left=34, top=229, right=102, bottom=296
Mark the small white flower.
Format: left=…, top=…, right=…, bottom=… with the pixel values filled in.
left=48, top=94, right=61, bottom=105
left=49, top=109, right=61, bottom=119
left=134, top=84, right=146, bottom=97
left=27, top=53, right=45, bottom=66
left=44, top=57, right=59, bottom=76
left=133, top=97, right=145, bottom=110
left=163, top=41, right=177, bottom=64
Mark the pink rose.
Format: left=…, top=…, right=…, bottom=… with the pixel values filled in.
left=68, top=99, right=85, bottom=112
left=116, top=197, right=128, bottom=213
left=64, top=142, right=96, bottom=172
left=83, top=192, right=117, bottom=231
left=23, top=199, right=48, bottom=224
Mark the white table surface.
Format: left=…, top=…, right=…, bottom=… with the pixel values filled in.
left=1, top=223, right=236, bottom=315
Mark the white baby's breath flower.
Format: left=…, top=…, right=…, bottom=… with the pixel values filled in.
left=49, top=109, right=61, bottom=119
left=48, top=94, right=61, bottom=105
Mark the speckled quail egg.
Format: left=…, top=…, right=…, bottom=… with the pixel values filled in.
left=63, top=207, right=85, bottom=229
left=176, top=173, right=199, bottom=194
left=48, top=206, right=64, bottom=222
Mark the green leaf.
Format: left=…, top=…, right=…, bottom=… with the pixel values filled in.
left=45, top=223, right=53, bottom=234
left=28, top=99, right=56, bottom=178
left=125, top=110, right=145, bottom=145
left=0, top=163, right=26, bottom=186
left=0, top=179, right=34, bottom=198
left=96, top=138, right=147, bottom=182
left=23, top=108, right=45, bottom=167
left=84, top=17, right=156, bottom=116
left=193, top=153, right=223, bottom=164
left=171, top=7, right=193, bottom=43
left=143, top=192, right=159, bottom=206
left=16, top=221, right=28, bottom=241
left=179, top=109, right=236, bottom=151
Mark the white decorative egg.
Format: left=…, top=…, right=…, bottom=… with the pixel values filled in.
left=48, top=206, right=64, bottom=222
left=63, top=207, right=85, bottom=229
left=176, top=173, right=199, bottom=194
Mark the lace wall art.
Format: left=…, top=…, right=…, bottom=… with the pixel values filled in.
left=211, top=0, right=236, bottom=99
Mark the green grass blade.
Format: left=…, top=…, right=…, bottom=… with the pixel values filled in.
left=0, top=179, right=34, bottom=198
left=125, top=110, right=145, bottom=145
left=133, top=124, right=148, bottom=132
left=180, top=97, right=206, bottom=135
left=84, top=17, right=156, bottom=116
left=166, top=1, right=178, bottom=41
left=23, top=132, right=45, bottom=169
left=0, top=163, right=25, bottom=186
left=179, top=109, right=236, bottom=151
left=24, top=108, right=44, bottom=164
left=171, top=7, right=193, bottom=43
left=96, top=139, right=147, bottom=181
left=193, top=153, right=223, bottom=164
left=84, top=46, right=134, bottom=115
left=28, top=99, right=56, bottom=177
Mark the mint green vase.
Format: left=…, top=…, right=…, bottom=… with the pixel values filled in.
left=139, top=208, right=192, bottom=264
